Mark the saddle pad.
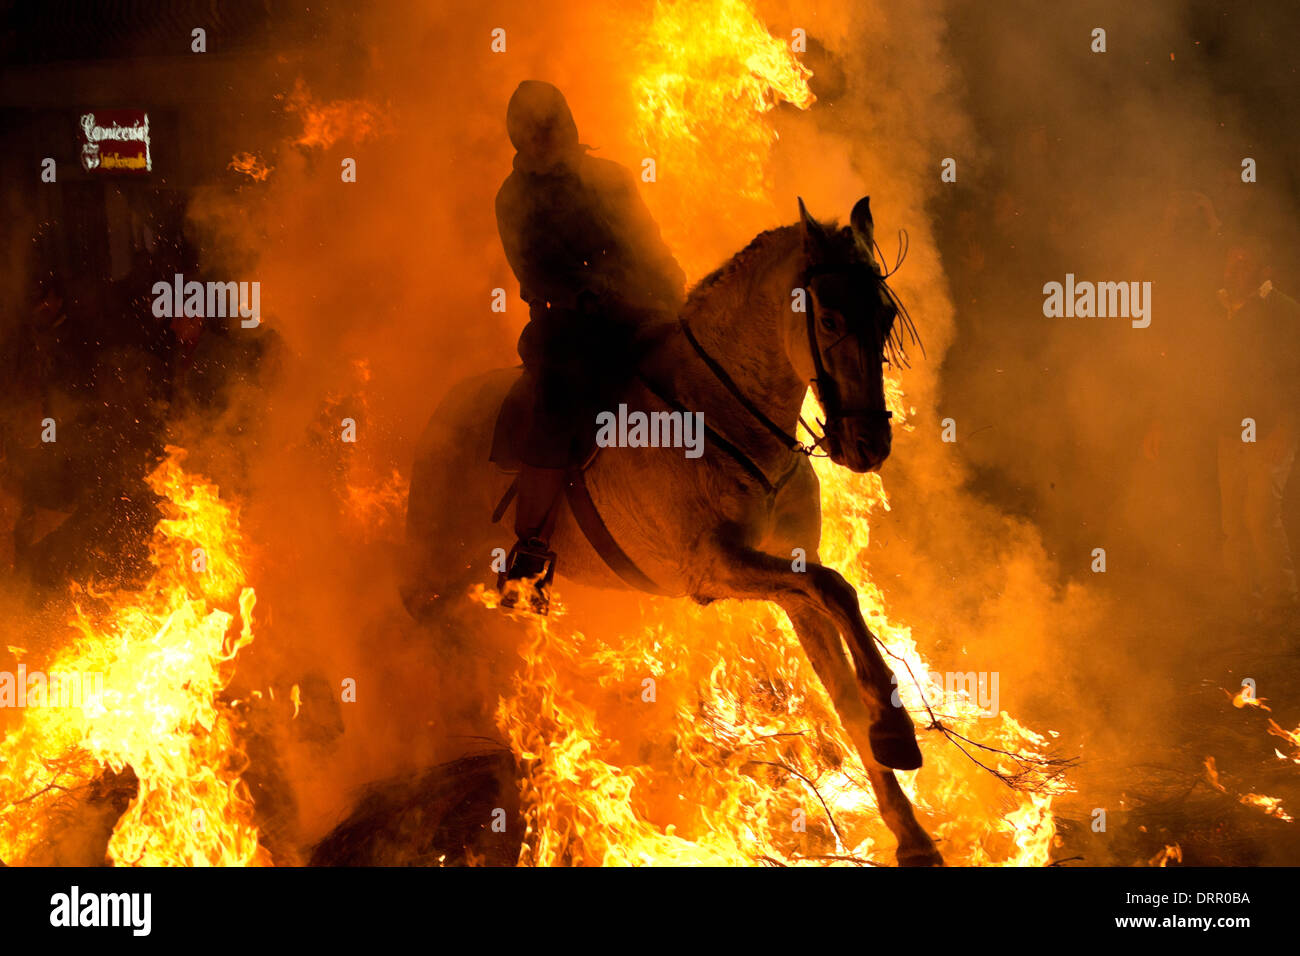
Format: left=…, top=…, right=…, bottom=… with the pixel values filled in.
left=489, top=367, right=527, bottom=472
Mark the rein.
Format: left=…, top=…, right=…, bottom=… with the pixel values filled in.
left=678, top=318, right=813, bottom=455
left=635, top=367, right=782, bottom=494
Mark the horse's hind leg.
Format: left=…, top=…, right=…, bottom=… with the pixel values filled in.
left=784, top=604, right=942, bottom=866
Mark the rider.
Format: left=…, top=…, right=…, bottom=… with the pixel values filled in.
left=494, top=80, right=685, bottom=608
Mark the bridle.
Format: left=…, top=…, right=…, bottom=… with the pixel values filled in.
left=801, top=264, right=895, bottom=454
left=678, top=262, right=894, bottom=462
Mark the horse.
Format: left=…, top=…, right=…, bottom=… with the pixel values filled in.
left=403, top=196, right=942, bottom=866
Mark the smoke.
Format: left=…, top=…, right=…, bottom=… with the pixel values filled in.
left=165, top=0, right=664, bottom=851
left=755, top=0, right=1300, bottom=839
left=890, top=0, right=1300, bottom=839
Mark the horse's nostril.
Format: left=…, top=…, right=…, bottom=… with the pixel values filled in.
left=855, top=435, right=890, bottom=466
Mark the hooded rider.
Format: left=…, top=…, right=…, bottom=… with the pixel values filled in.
left=494, top=80, right=685, bottom=608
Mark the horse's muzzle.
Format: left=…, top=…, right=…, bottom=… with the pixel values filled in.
left=826, top=419, right=892, bottom=473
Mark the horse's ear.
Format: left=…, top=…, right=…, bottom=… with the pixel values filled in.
left=850, top=196, right=874, bottom=249
left=798, top=197, right=829, bottom=250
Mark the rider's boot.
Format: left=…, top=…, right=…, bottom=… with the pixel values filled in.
left=499, top=465, right=566, bottom=614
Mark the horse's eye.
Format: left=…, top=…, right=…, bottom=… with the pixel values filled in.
left=820, top=314, right=837, bottom=332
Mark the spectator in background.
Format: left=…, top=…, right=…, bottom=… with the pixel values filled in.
left=0, top=279, right=67, bottom=571
left=1215, top=237, right=1300, bottom=624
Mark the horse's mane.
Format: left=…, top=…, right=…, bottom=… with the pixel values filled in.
left=683, top=223, right=801, bottom=313
left=683, top=219, right=923, bottom=367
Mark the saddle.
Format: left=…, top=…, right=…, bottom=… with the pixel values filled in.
left=487, top=367, right=540, bottom=474
left=488, top=367, right=666, bottom=596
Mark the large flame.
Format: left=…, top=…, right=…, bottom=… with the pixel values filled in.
left=0, top=448, right=267, bottom=866
left=283, top=78, right=385, bottom=151
left=633, top=0, right=814, bottom=275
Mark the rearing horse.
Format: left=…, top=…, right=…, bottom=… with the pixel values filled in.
left=404, top=196, right=942, bottom=866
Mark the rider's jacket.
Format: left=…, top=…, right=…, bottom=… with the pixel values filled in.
left=494, top=81, right=685, bottom=371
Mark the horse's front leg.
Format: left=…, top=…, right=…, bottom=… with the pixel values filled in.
left=785, top=604, right=942, bottom=866
left=700, top=537, right=922, bottom=770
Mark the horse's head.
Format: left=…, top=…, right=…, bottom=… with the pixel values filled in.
left=792, top=196, right=918, bottom=473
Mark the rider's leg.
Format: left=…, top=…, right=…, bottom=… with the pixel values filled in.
left=500, top=464, right=565, bottom=612
left=514, top=463, right=566, bottom=544
left=510, top=361, right=575, bottom=553
left=501, top=430, right=570, bottom=610
left=501, top=331, right=608, bottom=611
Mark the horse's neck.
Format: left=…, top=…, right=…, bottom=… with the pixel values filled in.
left=685, top=225, right=808, bottom=437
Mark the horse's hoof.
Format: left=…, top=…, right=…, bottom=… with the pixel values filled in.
left=869, top=717, right=923, bottom=770
left=896, top=843, right=944, bottom=867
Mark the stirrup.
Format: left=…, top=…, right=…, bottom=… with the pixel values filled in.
left=498, top=537, right=557, bottom=615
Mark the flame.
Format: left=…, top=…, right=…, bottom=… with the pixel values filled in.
left=1204, top=755, right=1226, bottom=792
left=633, top=0, right=814, bottom=275
left=1228, top=685, right=1269, bottom=711
left=1269, top=719, right=1300, bottom=765
left=496, top=601, right=1060, bottom=865
left=1220, top=681, right=1300, bottom=821
left=1269, top=720, right=1300, bottom=747
left=228, top=151, right=273, bottom=182
left=805, top=389, right=1062, bottom=864
left=0, top=448, right=267, bottom=866
left=283, top=77, right=385, bottom=150
left=1149, top=844, right=1183, bottom=867
left=1240, top=793, right=1292, bottom=823
left=1217, top=694, right=1300, bottom=827
left=0, top=1, right=1063, bottom=868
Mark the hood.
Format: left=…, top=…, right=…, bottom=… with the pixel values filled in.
left=506, top=80, right=586, bottom=170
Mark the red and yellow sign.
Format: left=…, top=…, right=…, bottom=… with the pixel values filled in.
left=78, top=110, right=152, bottom=173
